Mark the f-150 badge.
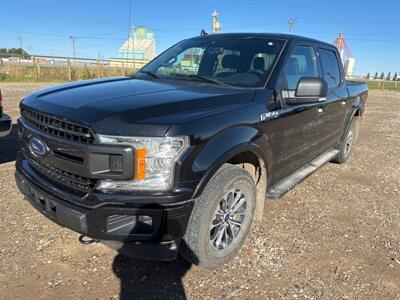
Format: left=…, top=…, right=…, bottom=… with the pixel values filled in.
left=260, top=111, right=279, bottom=122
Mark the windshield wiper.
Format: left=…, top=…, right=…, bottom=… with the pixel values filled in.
left=188, top=73, right=231, bottom=86
left=138, top=70, right=159, bottom=79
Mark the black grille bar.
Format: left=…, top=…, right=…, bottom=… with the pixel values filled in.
left=26, top=153, right=95, bottom=193
left=21, top=108, right=95, bottom=144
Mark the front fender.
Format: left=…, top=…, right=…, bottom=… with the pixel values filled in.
left=191, top=126, right=271, bottom=198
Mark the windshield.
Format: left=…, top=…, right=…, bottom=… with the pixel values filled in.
left=140, top=37, right=286, bottom=88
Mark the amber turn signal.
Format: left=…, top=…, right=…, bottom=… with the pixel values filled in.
left=135, top=148, right=147, bottom=180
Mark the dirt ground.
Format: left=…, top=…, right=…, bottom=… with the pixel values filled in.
left=0, top=82, right=399, bottom=300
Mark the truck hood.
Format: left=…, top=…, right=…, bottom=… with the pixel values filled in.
left=22, top=77, right=256, bottom=136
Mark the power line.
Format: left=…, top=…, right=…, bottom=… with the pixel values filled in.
left=1, top=28, right=400, bottom=47
left=0, top=11, right=396, bottom=30
left=2, top=27, right=400, bottom=41
left=0, top=29, right=127, bottom=41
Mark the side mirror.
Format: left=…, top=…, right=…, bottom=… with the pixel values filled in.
left=287, top=77, right=327, bottom=105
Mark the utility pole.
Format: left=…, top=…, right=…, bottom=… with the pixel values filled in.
left=127, top=0, right=135, bottom=70
left=17, top=36, right=24, bottom=57
left=97, top=51, right=101, bottom=78
left=288, top=18, right=297, bottom=34
left=70, top=36, right=77, bottom=64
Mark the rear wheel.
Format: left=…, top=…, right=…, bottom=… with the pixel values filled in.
left=181, top=164, right=256, bottom=269
left=332, top=118, right=357, bottom=164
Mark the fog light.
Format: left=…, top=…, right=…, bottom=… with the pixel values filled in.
left=106, top=215, right=153, bottom=235
left=106, top=215, right=137, bottom=234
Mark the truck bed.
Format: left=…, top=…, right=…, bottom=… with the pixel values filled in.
left=346, top=80, right=368, bottom=98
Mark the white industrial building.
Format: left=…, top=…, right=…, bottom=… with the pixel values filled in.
left=110, top=26, right=156, bottom=68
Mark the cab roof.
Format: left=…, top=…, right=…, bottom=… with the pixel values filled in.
left=188, top=32, right=335, bottom=49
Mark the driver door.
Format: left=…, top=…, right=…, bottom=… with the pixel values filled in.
left=264, top=42, right=328, bottom=181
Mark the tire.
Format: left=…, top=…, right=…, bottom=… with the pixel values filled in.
left=332, top=118, right=357, bottom=164
left=181, top=164, right=257, bottom=269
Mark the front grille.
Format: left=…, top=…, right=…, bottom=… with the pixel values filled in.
left=26, top=153, right=96, bottom=193
left=21, top=108, right=95, bottom=144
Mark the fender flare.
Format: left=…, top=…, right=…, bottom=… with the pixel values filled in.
left=191, top=126, right=271, bottom=199
left=340, top=96, right=362, bottom=143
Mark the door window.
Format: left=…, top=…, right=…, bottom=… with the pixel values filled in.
left=319, top=48, right=341, bottom=88
left=283, top=45, right=317, bottom=90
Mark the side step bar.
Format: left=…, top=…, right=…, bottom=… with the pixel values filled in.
left=266, top=149, right=339, bottom=200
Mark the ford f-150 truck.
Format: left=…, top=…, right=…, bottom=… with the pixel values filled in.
left=0, top=89, right=12, bottom=138
left=15, top=33, right=367, bottom=269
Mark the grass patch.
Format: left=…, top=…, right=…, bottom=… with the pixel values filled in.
left=0, top=64, right=136, bottom=82
left=366, top=80, right=400, bottom=91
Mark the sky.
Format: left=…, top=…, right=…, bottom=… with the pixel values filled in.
left=0, top=0, right=399, bottom=76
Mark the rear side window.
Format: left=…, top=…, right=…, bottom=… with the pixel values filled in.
left=319, top=48, right=341, bottom=88
left=283, top=45, right=317, bottom=90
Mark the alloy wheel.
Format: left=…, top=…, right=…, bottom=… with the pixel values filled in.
left=344, top=129, right=354, bottom=157
left=209, top=189, right=247, bottom=250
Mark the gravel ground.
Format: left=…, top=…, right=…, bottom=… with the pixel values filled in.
left=0, top=82, right=399, bottom=299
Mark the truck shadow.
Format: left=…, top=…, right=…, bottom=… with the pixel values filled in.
left=112, top=253, right=192, bottom=300
left=0, top=124, right=20, bottom=164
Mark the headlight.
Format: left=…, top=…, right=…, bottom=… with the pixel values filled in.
left=96, top=135, right=189, bottom=191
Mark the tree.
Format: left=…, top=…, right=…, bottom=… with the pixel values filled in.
left=393, top=72, right=398, bottom=81
left=374, top=72, right=378, bottom=79
left=0, top=48, right=29, bottom=58
left=386, top=72, right=391, bottom=81
left=366, top=72, right=370, bottom=80
left=380, top=72, right=385, bottom=80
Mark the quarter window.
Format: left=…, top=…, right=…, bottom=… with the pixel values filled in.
left=319, top=48, right=341, bottom=88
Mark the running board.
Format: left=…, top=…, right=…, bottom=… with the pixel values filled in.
left=266, top=149, right=339, bottom=200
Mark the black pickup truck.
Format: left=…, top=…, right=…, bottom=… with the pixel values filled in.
left=15, top=33, right=367, bottom=269
left=0, top=89, right=12, bottom=138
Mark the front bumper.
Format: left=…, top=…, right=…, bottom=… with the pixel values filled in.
left=0, top=114, right=12, bottom=138
left=15, top=161, right=195, bottom=261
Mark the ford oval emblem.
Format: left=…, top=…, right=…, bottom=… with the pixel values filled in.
left=29, top=137, right=48, bottom=156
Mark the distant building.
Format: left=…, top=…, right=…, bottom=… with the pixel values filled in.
left=344, top=58, right=356, bottom=77
left=110, top=26, right=156, bottom=68
left=120, top=26, right=155, bottom=60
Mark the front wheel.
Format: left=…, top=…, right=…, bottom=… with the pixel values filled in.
left=181, top=164, right=256, bottom=269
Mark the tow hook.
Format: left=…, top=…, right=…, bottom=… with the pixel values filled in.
left=78, top=235, right=98, bottom=245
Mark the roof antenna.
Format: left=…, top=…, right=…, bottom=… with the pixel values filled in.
left=200, top=29, right=208, bottom=36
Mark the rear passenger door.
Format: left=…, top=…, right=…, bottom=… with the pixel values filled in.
left=316, top=46, right=349, bottom=150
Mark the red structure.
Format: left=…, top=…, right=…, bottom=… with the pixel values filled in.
left=333, top=31, right=353, bottom=60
